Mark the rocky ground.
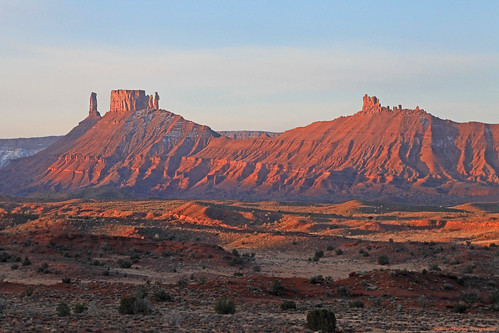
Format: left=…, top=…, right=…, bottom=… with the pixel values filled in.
left=0, top=199, right=497, bottom=332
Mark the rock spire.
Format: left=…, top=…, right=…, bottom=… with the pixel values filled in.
left=88, top=92, right=101, bottom=117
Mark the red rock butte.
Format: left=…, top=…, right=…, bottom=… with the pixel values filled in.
left=0, top=92, right=497, bottom=204
left=109, top=89, right=160, bottom=113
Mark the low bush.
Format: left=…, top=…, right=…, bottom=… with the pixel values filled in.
left=153, top=289, right=172, bottom=302
left=61, top=277, right=71, bottom=284
left=176, top=278, right=188, bottom=287
left=56, top=302, right=70, bottom=316
left=23, top=286, right=33, bottom=297
left=349, top=300, right=365, bottom=308
left=337, top=286, right=350, bottom=297
left=22, top=256, right=31, bottom=266
left=133, top=285, right=148, bottom=299
left=117, top=259, right=132, bottom=269
left=461, top=291, right=479, bottom=304
left=378, top=255, right=389, bottom=265
left=310, top=275, right=325, bottom=284
left=452, top=303, right=467, bottom=313
left=429, top=263, right=441, bottom=272
left=313, top=249, right=324, bottom=262
left=214, top=297, right=236, bottom=314
left=280, top=300, right=296, bottom=310
left=118, top=296, right=152, bottom=315
left=37, top=262, right=49, bottom=274
left=74, top=303, right=87, bottom=314
left=269, top=280, right=285, bottom=296
left=306, top=308, right=336, bottom=332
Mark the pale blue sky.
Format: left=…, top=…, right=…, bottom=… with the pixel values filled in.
left=0, top=0, right=498, bottom=137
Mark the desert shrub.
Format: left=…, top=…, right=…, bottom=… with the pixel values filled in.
left=214, top=297, right=236, bottom=314
left=56, top=302, right=71, bottom=316
left=253, top=265, right=261, bottom=272
left=313, top=249, right=324, bottom=261
left=349, top=300, right=365, bottom=308
left=306, top=308, right=336, bottom=332
left=130, top=253, right=140, bottom=264
left=10, top=264, right=18, bottom=270
left=92, top=260, right=104, bottom=266
left=452, top=303, right=467, bottom=313
left=462, top=265, right=474, bottom=274
left=118, top=296, right=136, bottom=315
left=461, top=291, right=479, bottom=304
left=133, top=285, right=148, bottom=299
left=310, top=275, right=325, bottom=284
left=23, top=286, right=33, bottom=297
left=442, top=283, right=454, bottom=290
left=229, top=256, right=244, bottom=266
left=176, top=278, right=188, bottom=287
left=133, top=298, right=152, bottom=315
left=488, top=291, right=499, bottom=305
left=429, top=263, right=441, bottom=271
left=269, top=280, right=285, bottom=296
left=74, top=303, right=87, bottom=314
left=335, top=249, right=343, bottom=255
left=281, top=300, right=296, bottom=310
left=327, top=244, right=335, bottom=251
left=233, top=272, right=243, bottom=277
left=118, top=296, right=152, bottom=315
left=359, top=249, right=369, bottom=257
left=0, top=252, right=11, bottom=262
left=153, top=289, right=172, bottom=302
left=378, top=255, right=389, bottom=265
left=37, top=262, right=49, bottom=273
left=22, top=256, right=31, bottom=266
left=61, top=277, right=71, bottom=284
left=337, top=286, right=350, bottom=297
left=117, top=259, right=132, bottom=268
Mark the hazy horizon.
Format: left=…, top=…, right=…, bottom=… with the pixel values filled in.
left=1, top=1, right=498, bottom=138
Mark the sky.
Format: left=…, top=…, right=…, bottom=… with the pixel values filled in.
left=0, top=0, right=498, bottom=138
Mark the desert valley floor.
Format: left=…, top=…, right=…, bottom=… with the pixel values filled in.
left=0, top=198, right=498, bottom=332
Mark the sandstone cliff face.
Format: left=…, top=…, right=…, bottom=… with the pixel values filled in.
left=110, top=90, right=160, bottom=112
left=0, top=93, right=497, bottom=204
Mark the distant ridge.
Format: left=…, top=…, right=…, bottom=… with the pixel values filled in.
left=0, top=136, right=61, bottom=168
left=0, top=91, right=497, bottom=204
left=218, top=131, right=281, bottom=139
